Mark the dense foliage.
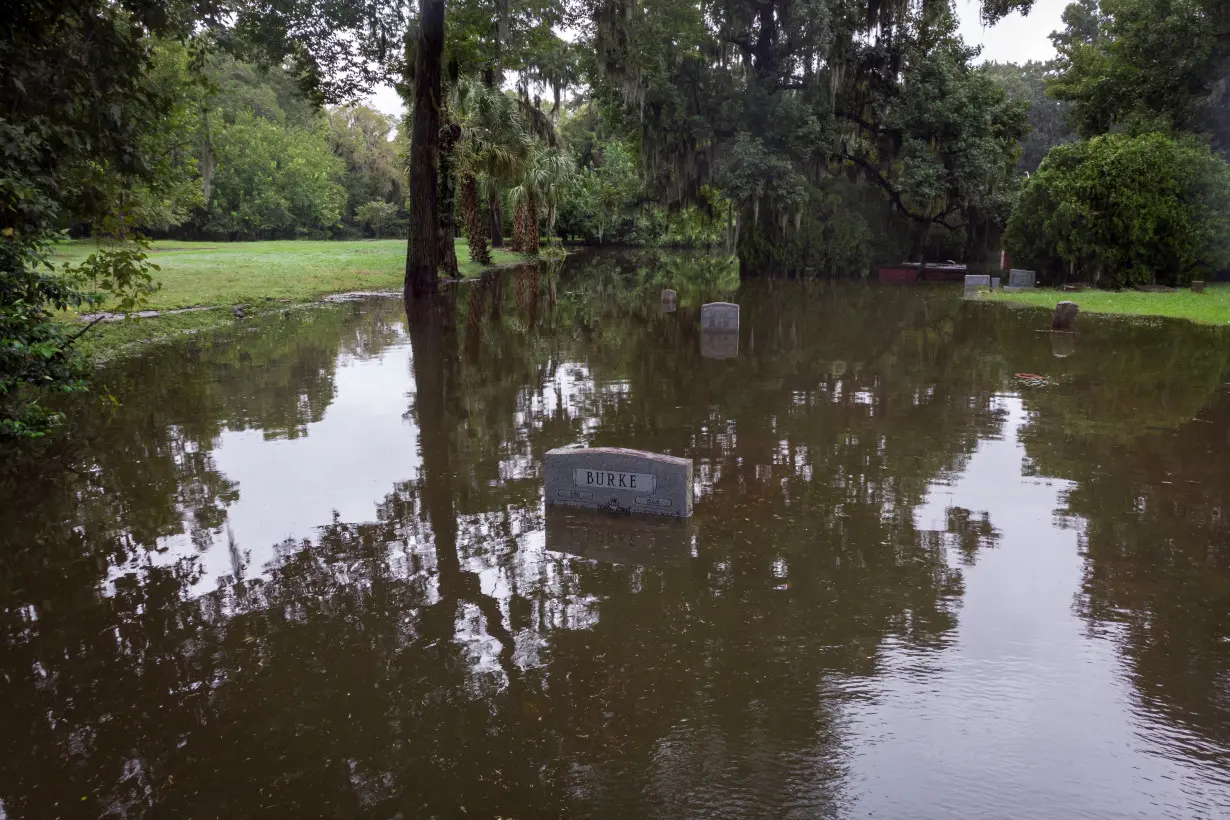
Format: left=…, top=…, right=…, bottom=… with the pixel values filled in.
left=1004, top=132, right=1230, bottom=287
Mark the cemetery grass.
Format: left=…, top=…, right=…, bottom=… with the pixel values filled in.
left=53, top=239, right=529, bottom=360
left=987, top=285, right=1230, bottom=325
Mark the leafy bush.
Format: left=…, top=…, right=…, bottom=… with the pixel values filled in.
left=1005, top=133, right=1230, bottom=287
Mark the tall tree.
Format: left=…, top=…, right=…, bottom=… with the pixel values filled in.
left=405, top=0, right=447, bottom=300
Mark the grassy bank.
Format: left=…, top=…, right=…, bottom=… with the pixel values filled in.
left=986, top=285, right=1230, bottom=324
left=54, top=238, right=530, bottom=359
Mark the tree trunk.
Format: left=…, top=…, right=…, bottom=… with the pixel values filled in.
left=438, top=121, right=461, bottom=279
left=404, top=0, right=446, bottom=302
left=526, top=193, right=540, bottom=255
left=511, top=200, right=527, bottom=253
left=488, top=186, right=504, bottom=247
left=461, top=174, right=491, bottom=264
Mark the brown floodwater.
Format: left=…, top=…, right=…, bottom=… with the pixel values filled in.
left=3, top=250, right=1230, bottom=819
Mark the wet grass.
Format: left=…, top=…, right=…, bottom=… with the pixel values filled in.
left=986, top=285, right=1230, bottom=325
left=53, top=238, right=530, bottom=359
left=54, top=238, right=528, bottom=311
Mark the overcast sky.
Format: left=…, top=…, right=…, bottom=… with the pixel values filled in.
left=364, top=0, right=1068, bottom=118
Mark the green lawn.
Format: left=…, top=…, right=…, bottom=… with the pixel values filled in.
left=985, top=284, right=1230, bottom=325
left=53, top=238, right=531, bottom=360
left=53, top=238, right=528, bottom=312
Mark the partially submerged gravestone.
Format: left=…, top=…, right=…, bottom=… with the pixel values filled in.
left=545, top=447, right=694, bottom=518
left=1051, top=331, right=1076, bottom=358
left=661, top=289, right=678, bottom=313
left=700, top=302, right=740, bottom=331
left=1052, top=301, right=1079, bottom=331
left=964, top=274, right=990, bottom=295
left=1009, top=269, right=1037, bottom=289
left=1193, top=281, right=1206, bottom=293
left=545, top=506, right=692, bottom=566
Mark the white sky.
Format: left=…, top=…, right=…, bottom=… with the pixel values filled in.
left=363, top=0, right=1067, bottom=119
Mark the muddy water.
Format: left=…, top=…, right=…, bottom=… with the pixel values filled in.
left=3, top=250, right=1230, bottom=818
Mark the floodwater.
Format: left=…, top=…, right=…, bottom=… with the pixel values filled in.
left=3, top=250, right=1230, bottom=819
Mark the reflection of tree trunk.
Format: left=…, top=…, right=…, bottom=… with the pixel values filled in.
left=526, top=193, right=540, bottom=256
left=404, top=0, right=446, bottom=301
left=406, top=291, right=517, bottom=681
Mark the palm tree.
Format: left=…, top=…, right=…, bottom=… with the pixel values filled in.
left=508, top=145, right=575, bottom=255
left=455, top=79, right=532, bottom=261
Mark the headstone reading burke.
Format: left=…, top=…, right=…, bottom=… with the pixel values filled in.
left=1009, top=269, right=1037, bottom=289
left=700, top=302, right=740, bottom=331
left=545, top=447, right=693, bottom=518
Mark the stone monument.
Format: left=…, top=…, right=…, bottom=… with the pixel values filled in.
left=1193, top=281, right=1206, bottom=293
left=964, top=274, right=990, bottom=296
left=661, top=288, right=678, bottom=313
left=700, top=302, right=740, bottom=331
left=1052, top=301, right=1079, bottom=331
left=545, top=507, right=692, bottom=566
left=1009, top=269, right=1037, bottom=289
left=991, top=277, right=1000, bottom=290
left=545, top=446, right=694, bottom=518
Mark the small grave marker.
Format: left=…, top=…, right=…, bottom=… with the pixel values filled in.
left=1009, top=269, right=1037, bottom=289
left=545, top=447, right=693, bottom=518
left=964, top=274, right=990, bottom=295
left=701, top=302, right=740, bottom=331
left=1193, top=281, right=1206, bottom=293
left=991, top=277, right=1000, bottom=290
left=661, top=289, right=678, bottom=313
left=1052, top=301, right=1079, bottom=331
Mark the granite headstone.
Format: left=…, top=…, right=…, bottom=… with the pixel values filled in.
left=1052, top=301, right=1079, bottom=331
left=1193, top=281, right=1206, bottom=294
left=700, top=302, right=740, bottom=331
left=964, top=274, right=991, bottom=295
left=545, top=446, right=693, bottom=518
left=1009, top=269, right=1036, bottom=289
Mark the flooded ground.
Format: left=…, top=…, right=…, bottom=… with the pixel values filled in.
left=3, top=250, right=1230, bottom=818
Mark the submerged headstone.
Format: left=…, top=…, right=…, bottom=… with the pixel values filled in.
left=661, top=288, right=678, bottom=313
left=545, top=446, right=693, bottom=518
left=1009, top=269, right=1037, bottom=289
left=701, top=302, right=740, bottom=331
left=1052, top=301, right=1080, bottom=332
left=1193, top=281, right=1206, bottom=293
left=700, top=329, right=739, bottom=359
left=545, top=506, right=693, bottom=566
left=964, top=274, right=990, bottom=296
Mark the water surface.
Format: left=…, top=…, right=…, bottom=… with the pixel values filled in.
left=3, top=251, right=1230, bottom=818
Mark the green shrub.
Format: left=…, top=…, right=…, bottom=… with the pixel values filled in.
left=1005, top=132, right=1230, bottom=288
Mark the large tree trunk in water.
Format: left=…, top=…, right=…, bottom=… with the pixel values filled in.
left=488, top=186, right=504, bottom=247
left=404, top=0, right=445, bottom=302
left=438, top=121, right=461, bottom=279
left=461, top=174, right=491, bottom=264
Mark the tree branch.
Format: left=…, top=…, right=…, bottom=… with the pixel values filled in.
left=837, top=151, right=963, bottom=231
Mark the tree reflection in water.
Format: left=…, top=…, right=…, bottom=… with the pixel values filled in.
left=1, top=253, right=1230, bottom=817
